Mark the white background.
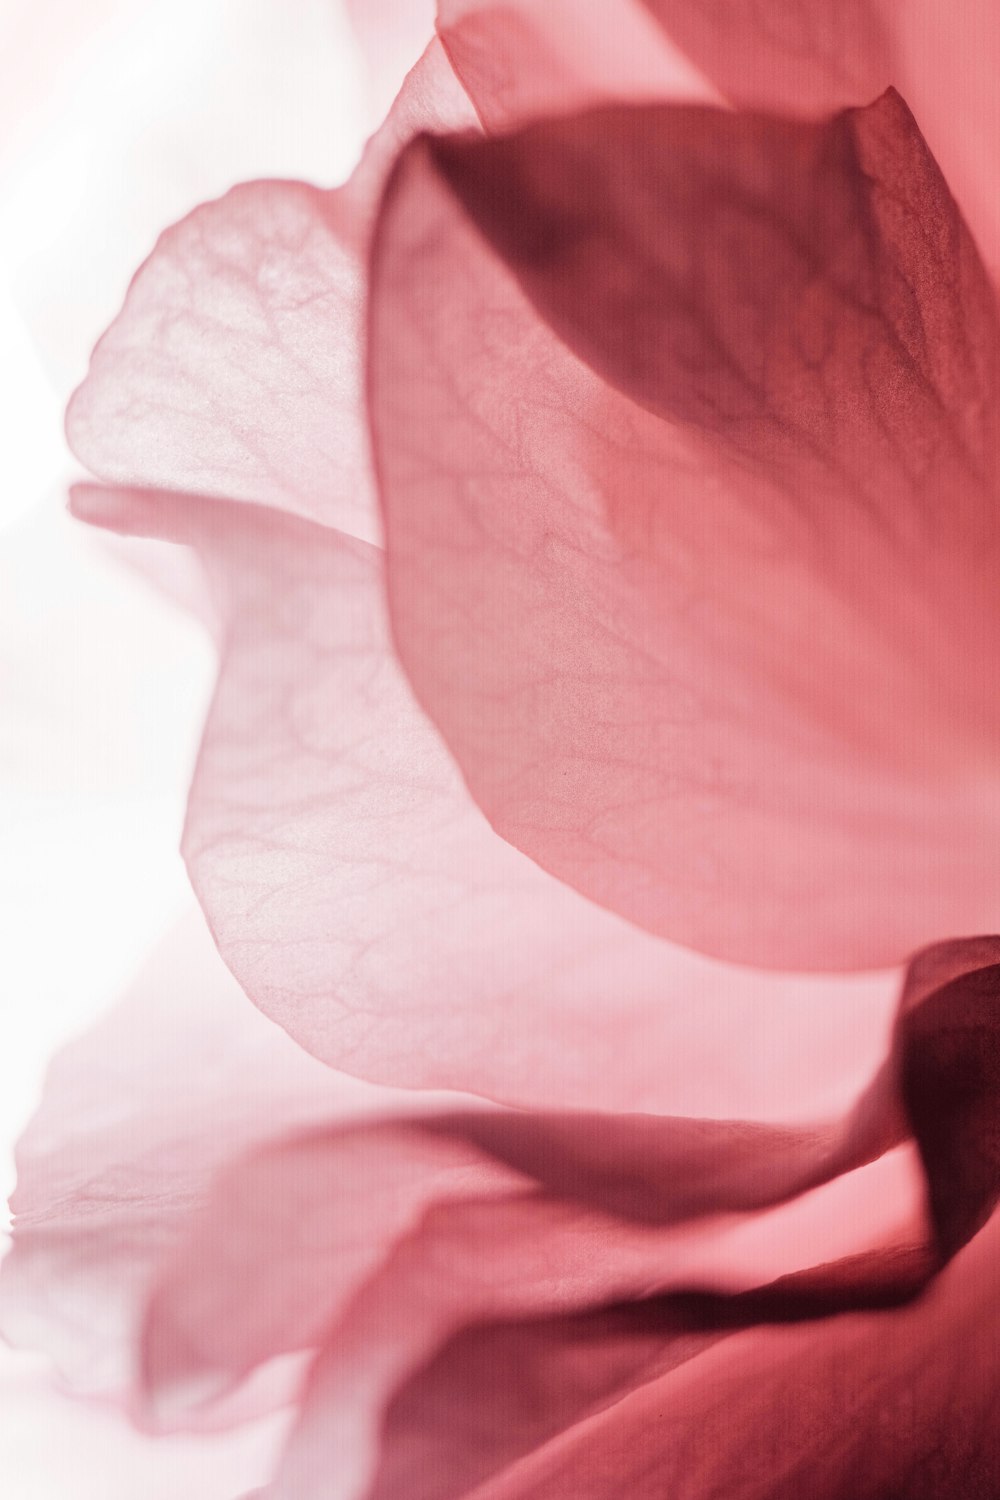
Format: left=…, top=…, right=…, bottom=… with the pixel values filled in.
left=0, top=2, right=372, bottom=1491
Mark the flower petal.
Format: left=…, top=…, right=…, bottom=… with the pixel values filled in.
left=64, top=180, right=373, bottom=536
left=640, top=0, right=894, bottom=113
left=346, top=0, right=437, bottom=125
left=241, top=938, right=1000, bottom=1498
left=437, top=0, right=715, bottom=132
left=641, top=0, right=1000, bottom=271
left=0, top=908, right=385, bottom=1405
left=141, top=1065, right=924, bottom=1427
left=73, top=481, right=895, bottom=1108
left=445, top=1212, right=1000, bottom=1500
left=370, top=91, right=1000, bottom=969
left=65, top=40, right=472, bottom=546
left=265, top=1150, right=918, bottom=1500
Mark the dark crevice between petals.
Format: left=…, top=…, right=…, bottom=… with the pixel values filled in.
left=366, top=936, right=1000, bottom=1499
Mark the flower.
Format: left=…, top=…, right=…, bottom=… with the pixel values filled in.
left=11, top=1, right=1000, bottom=1497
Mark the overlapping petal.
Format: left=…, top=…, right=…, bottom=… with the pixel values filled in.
left=425, top=1214, right=1000, bottom=1500
left=0, top=909, right=390, bottom=1406
left=134, top=938, right=1000, bottom=1499
left=346, top=0, right=437, bottom=125
left=64, top=39, right=473, bottom=546
left=370, top=88, right=1000, bottom=969
left=639, top=0, right=894, bottom=114
left=45, top=8, right=1000, bottom=1499
left=439, top=1, right=1000, bottom=272
left=437, top=0, right=716, bottom=132
left=72, top=482, right=893, bottom=1109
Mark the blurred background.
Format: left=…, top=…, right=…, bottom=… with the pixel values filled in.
left=0, top=1, right=398, bottom=1490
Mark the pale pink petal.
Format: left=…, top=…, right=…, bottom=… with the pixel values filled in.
left=64, top=179, right=374, bottom=535
left=370, top=92, right=1000, bottom=969
left=346, top=0, right=437, bottom=125
left=141, top=1059, right=926, bottom=1425
left=73, top=481, right=895, bottom=1108
left=65, top=41, right=472, bottom=546
left=0, top=908, right=392, bottom=1406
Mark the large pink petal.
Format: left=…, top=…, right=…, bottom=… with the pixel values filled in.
left=433, top=3, right=1000, bottom=578
left=65, top=41, right=473, bottom=546
left=73, top=482, right=895, bottom=1108
left=370, top=91, right=1000, bottom=970
left=0, top=908, right=391, bottom=1406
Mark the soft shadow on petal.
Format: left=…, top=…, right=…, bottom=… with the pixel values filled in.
left=176, top=938, right=1000, bottom=1499
left=639, top=0, right=894, bottom=113
left=71, top=481, right=895, bottom=1110
left=437, top=1212, right=1000, bottom=1499
left=437, top=0, right=717, bottom=133
left=370, top=91, right=1000, bottom=969
left=890, top=2, right=1000, bottom=272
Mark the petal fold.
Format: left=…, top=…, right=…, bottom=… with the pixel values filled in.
left=181, top=937, right=1000, bottom=1498
left=66, top=40, right=474, bottom=545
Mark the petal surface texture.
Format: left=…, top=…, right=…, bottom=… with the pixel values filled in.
left=64, top=40, right=474, bottom=545
left=371, top=89, right=1000, bottom=969
left=346, top=0, right=437, bottom=124
left=72, top=481, right=894, bottom=1106
left=439, top=1, right=1000, bottom=271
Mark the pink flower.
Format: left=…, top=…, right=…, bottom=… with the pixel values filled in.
left=11, top=2, right=1000, bottom=1496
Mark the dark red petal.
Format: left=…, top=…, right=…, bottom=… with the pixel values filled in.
left=346, top=0, right=436, bottom=124
left=147, top=940, right=998, bottom=1490
left=370, top=92, right=1000, bottom=969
